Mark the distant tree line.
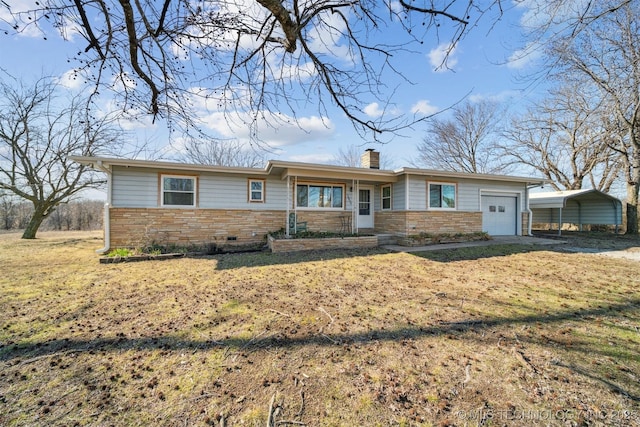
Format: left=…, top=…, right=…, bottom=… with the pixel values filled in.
left=0, top=195, right=103, bottom=232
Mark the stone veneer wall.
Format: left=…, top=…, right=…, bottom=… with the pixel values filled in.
left=522, top=212, right=529, bottom=235
left=374, top=211, right=406, bottom=235
left=375, top=210, right=483, bottom=236
left=268, top=235, right=379, bottom=252
left=406, top=211, right=483, bottom=235
left=108, top=207, right=512, bottom=250
left=109, top=208, right=285, bottom=249
left=295, top=210, right=352, bottom=233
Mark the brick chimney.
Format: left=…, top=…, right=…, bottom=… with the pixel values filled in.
left=360, top=149, right=380, bottom=169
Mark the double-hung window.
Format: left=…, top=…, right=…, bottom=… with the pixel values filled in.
left=381, top=185, right=392, bottom=210
left=161, top=175, right=196, bottom=207
left=428, top=182, right=456, bottom=209
left=248, top=179, right=265, bottom=202
left=296, top=184, right=344, bottom=208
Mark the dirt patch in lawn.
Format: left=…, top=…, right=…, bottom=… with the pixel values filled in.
left=1, top=231, right=639, bottom=426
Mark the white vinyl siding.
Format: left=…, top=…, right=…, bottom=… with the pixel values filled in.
left=199, top=175, right=286, bottom=209
left=459, top=180, right=525, bottom=211
left=111, top=167, right=158, bottom=208
left=393, top=181, right=406, bottom=210
left=407, top=176, right=426, bottom=210
left=111, top=167, right=286, bottom=209
left=399, top=176, right=525, bottom=211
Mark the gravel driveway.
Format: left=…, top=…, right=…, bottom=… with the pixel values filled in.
left=386, top=231, right=640, bottom=262
left=536, top=231, right=640, bottom=262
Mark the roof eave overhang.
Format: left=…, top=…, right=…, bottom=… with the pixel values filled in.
left=529, top=189, right=622, bottom=209
left=267, top=161, right=398, bottom=183
left=69, top=155, right=270, bottom=176
left=397, top=167, right=550, bottom=184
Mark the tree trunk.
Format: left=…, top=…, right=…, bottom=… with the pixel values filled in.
left=626, top=181, right=639, bottom=234
left=21, top=207, right=48, bottom=239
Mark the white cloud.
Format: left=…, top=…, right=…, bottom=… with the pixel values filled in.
left=287, top=153, right=335, bottom=163
left=468, top=90, right=521, bottom=103
left=363, top=102, right=401, bottom=118
left=506, top=42, right=542, bottom=70
left=55, top=69, right=87, bottom=90
left=0, top=0, right=82, bottom=40
left=363, top=102, right=384, bottom=118
left=98, top=98, right=157, bottom=131
left=306, top=9, right=352, bottom=63
left=428, top=43, right=458, bottom=72
left=280, top=61, right=317, bottom=82
left=200, top=110, right=334, bottom=147
left=410, top=100, right=439, bottom=116
left=0, top=0, right=42, bottom=38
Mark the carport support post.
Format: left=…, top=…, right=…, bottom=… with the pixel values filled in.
left=558, top=208, right=563, bottom=236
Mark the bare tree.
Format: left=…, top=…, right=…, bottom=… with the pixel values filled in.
left=0, top=191, right=17, bottom=230
left=46, top=200, right=104, bottom=231
left=0, top=77, right=124, bottom=239
left=332, top=145, right=364, bottom=168
left=416, top=99, right=506, bottom=174
left=503, top=79, right=621, bottom=192
left=511, top=0, right=632, bottom=78
left=0, top=1, right=505, bottom=142
left=331, top=144, right=395, bottom=169
left=542, top=3, right=640, bottom=233
left=177, top=138, right=266, bottom=168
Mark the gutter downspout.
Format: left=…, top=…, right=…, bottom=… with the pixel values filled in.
left=95, top=160, right=112, bottom=254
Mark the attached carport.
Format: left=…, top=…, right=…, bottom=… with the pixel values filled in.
left=529, top=189, right=622, bottom=235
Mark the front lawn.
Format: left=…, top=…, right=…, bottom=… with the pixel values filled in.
left=1, top=231, right=639, bottom=426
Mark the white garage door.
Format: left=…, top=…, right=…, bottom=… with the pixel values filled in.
left=482, top=195, right=518, bottom=236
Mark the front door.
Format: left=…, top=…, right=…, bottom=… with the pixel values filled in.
left=358, top=187, right=374, bottom=229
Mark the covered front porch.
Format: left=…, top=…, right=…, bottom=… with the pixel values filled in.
left=266, top=160, right=397, bottom=237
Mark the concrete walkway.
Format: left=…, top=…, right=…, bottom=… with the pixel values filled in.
left=382, top=235, right=565, bottom=253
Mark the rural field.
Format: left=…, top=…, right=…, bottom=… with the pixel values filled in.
left=1, top=231, right=639, bottom=426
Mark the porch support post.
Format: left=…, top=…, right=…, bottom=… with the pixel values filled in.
left=286, top=175, right=291, bottom=237
left=354, top=180, right=359, bottom=232
left=351, top=179, right=356, bottom=233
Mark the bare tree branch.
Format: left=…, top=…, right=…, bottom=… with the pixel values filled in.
left=416, top=99, right=507, bottom=174
left=0, top=0, right=502, bottom=142
left=0, top=77, right=126, bottom=238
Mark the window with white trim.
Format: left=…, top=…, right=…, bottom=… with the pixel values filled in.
left=428, top=182, right=456, bottom=209
left=381, top=185, right=392, bottom=210
left=296, top=184, right=344, bottom=208
left=248, top=179, right=265, bottom=202
left=161, top=175, right=196, bottom=207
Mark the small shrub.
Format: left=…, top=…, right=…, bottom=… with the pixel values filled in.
left=106, top=248, right=135, bottom=257
left=268, top=228, right=364, bottom=239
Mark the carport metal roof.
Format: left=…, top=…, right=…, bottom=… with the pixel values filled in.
left=529, top=189, right=623, bottom=234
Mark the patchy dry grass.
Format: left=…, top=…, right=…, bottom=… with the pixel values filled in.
left=1, top=231, right=639, bottom=426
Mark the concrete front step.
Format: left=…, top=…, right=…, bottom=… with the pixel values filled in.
left=376, top=234, right=397, bottom=245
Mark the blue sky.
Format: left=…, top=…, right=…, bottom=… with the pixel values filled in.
left=0, top=1, right=540, bottom=169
